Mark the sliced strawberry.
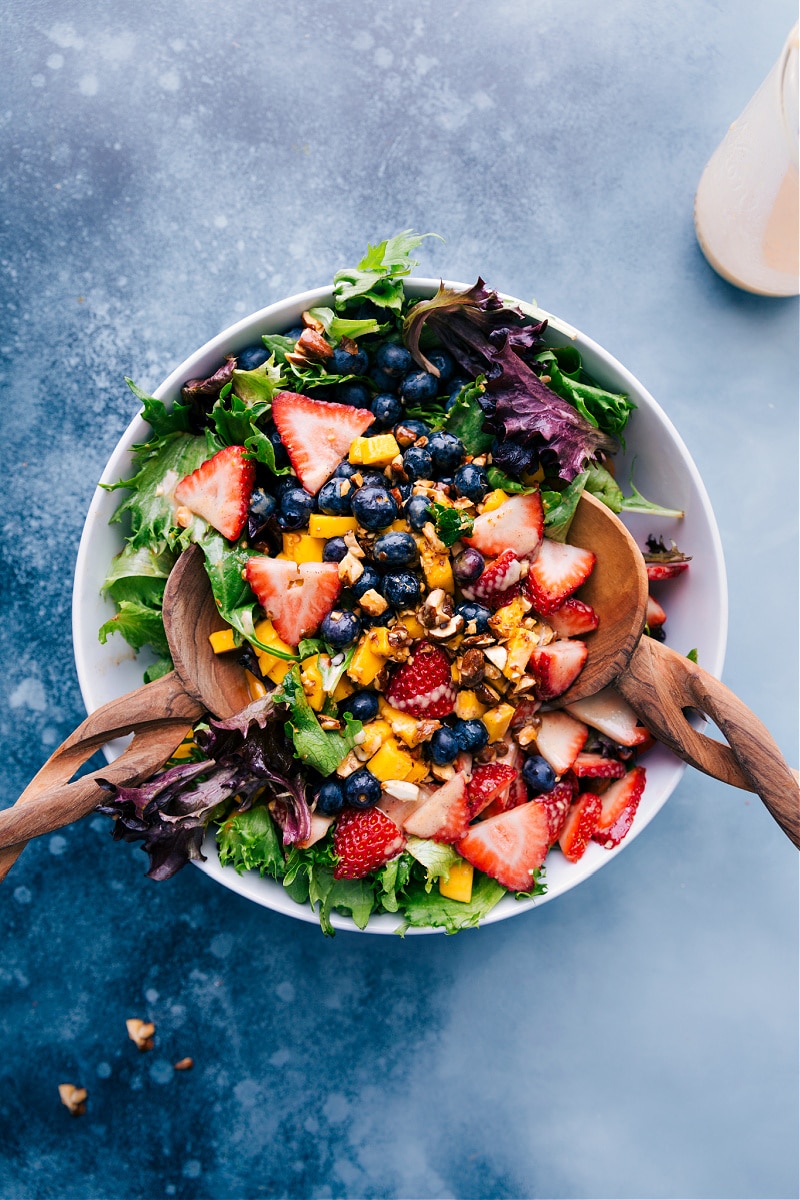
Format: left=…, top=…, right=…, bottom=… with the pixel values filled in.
left=545, top=597, right=599, bottom=637
left=245, top=557, right=341, bottom=646
left=532, top=777, right=576, bottom=843
left=534, top=710, right=589, bottom=774
left=460, top=549, right=522, bottom=605
left=591, top=765, right=646, bottom=848
left=333, top=807, right=406, bottom=880
left=271, top=390, right=373, bottom=494
left=557, top=792, right=602, bottom=863
left=456, top=800, right=551, bottom=892
left=174, top=444, right=255, bottom=540
left=528, top=638, right=589, bottom=700
left=646, top=561, right=689, bottom=582
left=402, top=772, right=471, bottom=843
left=466, top=762, right=519, bottom=817
left=563, top=688, right=651, bottom=747
left=464, top=492, right=544, bottom=559
left=385, top=642, right=456, bottom=718
left=646, top=595, right=667, bottom=627
left=524, top=537, right=596, bottom=614
left=571, top=752, right=627, bottom=780
left=510, top=696, right=541, bottom=731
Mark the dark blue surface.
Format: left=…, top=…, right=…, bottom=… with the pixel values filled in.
left=1, top=3, right=798, bottom=1198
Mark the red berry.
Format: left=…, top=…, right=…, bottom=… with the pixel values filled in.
left=464, top=492, right=544, bottom=559
left=174, top=445, right=255, bottom=541
left=524, top=536, right=596, bottom=614
left=333, top=808, right=406, bottom=880
left=245, top=557, right=341, bottom=646
left=272, top=391, right=373, bottom=494
left=466, top=762, right=519, bottom=817
left=385, top=642, right=456, bottom=718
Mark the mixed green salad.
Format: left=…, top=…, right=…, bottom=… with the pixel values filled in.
left=95, top=232, right=686, bottom=935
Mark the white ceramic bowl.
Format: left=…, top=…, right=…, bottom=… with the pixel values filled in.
left=73, top=280, right=727, bottom=933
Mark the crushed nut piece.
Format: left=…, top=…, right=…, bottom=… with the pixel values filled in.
left=428, top=614, right=465, bottom=640
left=301, top=310, right=326, bottom=334
left=359, top=588, right=389, bottom=616
left=459, top=648, right=485, bottom=688
left=516, top=724, right=540, bottom=748
left=336, top=750, right=361, bottom=778
left=431, top=762, right=456, bottom=782
left=126, top=1019, right=155, bottom=1052
left=58, top=1084, right=88, bottom=1116
left=381, top=780, right=420, bottom=801
left=343, top=531, right=365, bottom=558
left=475, top=682, right=501, bottom=707
left=421, top=522, right=448, bottom=553
left=173, top=1058, right=194, bottom=1071
left=175, top=505, right=193, bottom=528
left=483, top=645, right=509, bottom=671
left=338, top=552, right=364, bottom=586
left=318, top=715, right=344, bottom=732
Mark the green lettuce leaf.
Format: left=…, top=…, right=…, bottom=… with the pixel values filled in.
left=98, top=597, right=170, bottom=657
left=443, top=377, right=493, bottom=455
left=273, top=666, right=361, bottom=776
left=216, top=805, right=285, bottom=878
left=333, top=231, right=438, bottom=311
left=124, top=378, right=193, bottom=438
left=485, top=466, right=536, bottom=495
left=535, top=348, right=635, bottom=443
left=283, top=837, right=375, bottom=935
left=305, top=307, right=382, bottom=344
left=397, top=872, right=507, bottom=934
left=584, top=463, right=685, bottom=518
left=101, top=543, right=175, bottom=606
left=542, top=471, right=589, bottom=542
left=375, top=854, right=413, bottom=913
left=430, top=501, right=474, bottom=547
left=405, top=838, right=462, bottom=890
left=107, top=431, right=211, bottom=552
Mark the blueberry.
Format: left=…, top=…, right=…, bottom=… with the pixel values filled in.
left=454, top=462, right=489, bottom=502
left=351, top=485, right=398, bottom=531
left=402, top=444, right=434, bottom=480
left=278, top=486, right=314, bottom=530
left=249, top=487, right=277, bottom=519
left=394, top=480, right=413, bottom=503
left=382, top=571, right=421, bottom=609
left=452, top=547, right=485, bottom=586
left=372, top=531, right=418, bottom=568
left=448, top=376, right=470, bottom=399
left=333, top=460, right=360, bottom=481
left=369, top=366, right=399, bottom=393
left=350, top=563, right=382, bottom=600
left=354, top=469, right=387, bottom=489
left=429, top=726, right=461, bottom=765
left=522, top=754, right=557, bottom=796
left=317, top=477, right=353, bottom=516
left=341, top=690, right=380, bottom=723
left=315, top=779, right=346, bottom=816
left=405, top=494, right=432, bottom=531
left=426, top=348, right=456, bottom=382
left=266, top=424, right=290, bottom=469
left=393, top=419, right=430, bottom=448
left=400, top=370, right=439, bottom=406
left=453, top=718, right=489, bottom=753
left=330, top=346, right=369, bottom=375
left=456, top=602, right=492, bottom=634
left=371, top=392, right=403, bottom=429
left=335, top=381, right=372, bottom=409
left=427, top=430, right=465, bottom=473
left=237, top=342, right=269, bottom=371
left=375, top=342, right=413, bottom=379
left=284, top=325, right=305, bottom=341
left=274, top=474, right=301, bottom=498
left=322, top=536, right=349, bottom=563
left=490, top=438, right=537, bottom=479
left=343, top=767, right=382, bottom=810
left=320, top=608, right=362, bottom=648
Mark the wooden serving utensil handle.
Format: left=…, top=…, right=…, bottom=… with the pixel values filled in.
left=617, top=636, right=799, bottom=847
left=0, top=671, right=204, bottom=880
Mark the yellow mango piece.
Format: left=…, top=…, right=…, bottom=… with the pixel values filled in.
left=333, top=674, right=355, bottom=702
left=170, top=738, right=196, bottom=761
left=391, top=519, right=411, bottom=533
left=419, top=541, right=454, bottom=593
left=482, top=702, right=516, bottom=743
left=489, top=595, right=530, bottom=640
left=347, top=637, right=387, bottom=687
left=454, top=690, right=488, bottom=720
left=246, top=671, right=268, bottom=701
left=377, top=699, right=433, bottom=748
left=349, top=433, right=399, bottom=466
left=439, top=860, right=474, bottom=903
left=281, top=532, right=326, bottom=563
left=366, top=626, right=392, bottom=657
left=397, top=612, right=426, bottom=641
left=405, top=758, right=431, bottom=784
left=253, top=618, right=296, bottom=685
left=358, top=719, right=394, bottom=759
left=502, top=628, right=540, bottom=680
left=481, top=488, right=509, bottom=513
left=208, top=627, right=237, bottom=654
left=308, top=514, right=358, bottom=539
left=367, top=738, right=414, bottom=782
left=300, top=654, right=325, bottom=711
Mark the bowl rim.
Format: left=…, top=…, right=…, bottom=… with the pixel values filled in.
left=72, top=277, right=728, bottom=934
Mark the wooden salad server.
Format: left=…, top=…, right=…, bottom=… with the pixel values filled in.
left=0, top=545, right=251, bottom=879
left=558, top=492, right=799, bottom=847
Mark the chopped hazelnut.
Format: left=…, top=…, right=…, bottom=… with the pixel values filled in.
left=338, top=552, right=364, bottom=586
left=126, top=1018, right=156, bottom=1052
left=58, top=1084, right=88, bottom=1116
left=359, top=588, right=389, bottom=616
left=343, top=531, right=365, bottom=558
left=459, top=647, right=485, bottom=687
left=173, top=1058, right=194, bottom=1072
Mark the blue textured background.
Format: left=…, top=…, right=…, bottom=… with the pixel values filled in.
left=1, top=3, right=798, bottom=1198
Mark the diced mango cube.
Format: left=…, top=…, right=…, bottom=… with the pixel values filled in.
left=300, top=654, right=325, bottom=711
left=347, top=636, right=387, bottom=687
left=454, top=690, right=488, bottom=720
left=282, top=532, right=326, bottom=563
left=208, top=627, right=238, bottom=654
left=481, top=488, right=509, bottom=513
left=397, top=613, right=426, bottom=641
left=419, top=542, right=454, bottom=593
left=377, top=699, right=435, bottom=748
left=405, top=757, right=431, bottom=784
left=489, top=595, right=530, bottom=640
left=366, top=626, right=392, bottom=657
left=170, top=738, right=196, bottom=761
left=308, top=514, right=358, bottom=539
left=391, top=519, right=411, bottom=533
left=502, top=628, right=540, bottom=680
left=367, top=738, right=414, bottom=782
left=358, top=719, right=394, bottom=759
left=254, top=618, right=295, bottom=685
left=246, top=671, right=268, bottom=701
left=349, top=433, right=400, bottom=466
left=439, top=860, right=474, bottom=903
left=482, top=702, right=516, bottom=743
left=333, top=674, right=355, bottom=702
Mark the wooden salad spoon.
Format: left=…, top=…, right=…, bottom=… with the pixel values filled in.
left=559, top=492, right=799, bottom=847
left=0, top=544, right=251, bottom=879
